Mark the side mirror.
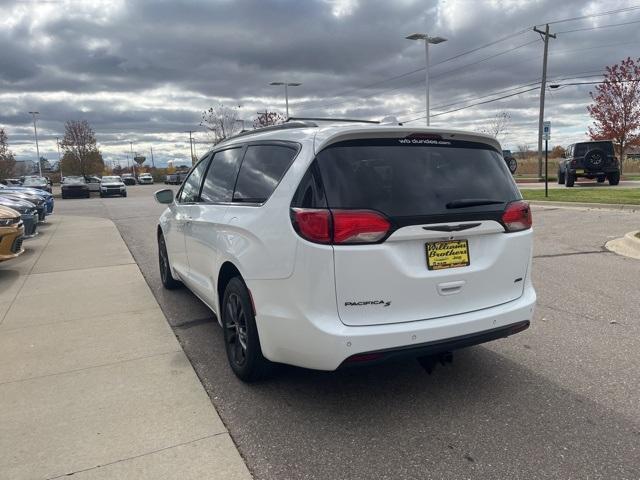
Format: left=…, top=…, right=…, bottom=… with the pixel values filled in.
left=154, top=189, right=174, bottom=204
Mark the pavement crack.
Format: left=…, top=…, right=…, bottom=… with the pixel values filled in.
left=534, top=250, right=609, bottom=259
left=45, top=432, right=228, bottom=479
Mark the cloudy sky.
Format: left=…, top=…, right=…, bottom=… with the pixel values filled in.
left=1, top=0, right=640, bottom=167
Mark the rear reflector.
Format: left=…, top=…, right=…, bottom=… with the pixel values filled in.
left=344, top=352, right=385, bottom=363
left=291, top=208, right=331, bottom=244
left=501, top=200, right=532, bottom=232
left=291, top=208, right=390, bottom=244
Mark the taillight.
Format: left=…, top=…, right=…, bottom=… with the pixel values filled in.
left=332, top=210, right=390, bottom=244
left=291, top=208, right=331, bottom=244
left=502, top=200, right=532, bottom=232
left=291, top=208, right=391, bottom=244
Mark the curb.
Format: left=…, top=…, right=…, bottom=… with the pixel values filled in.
left=606, top=231, right=640, bottom=260
left=528, top=200, right=640, bottom=211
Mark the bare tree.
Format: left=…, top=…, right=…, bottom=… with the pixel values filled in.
left=477, top=111, right=510, bottom=140
left=201, top=104, right=242, bottom=145
left=517, top=143, right=531, bottom=160
left=254, top=111, right=285, bottom=128
left=59, top=120, right=104, bottom=176
left=0, top=127, right=16, bottom=180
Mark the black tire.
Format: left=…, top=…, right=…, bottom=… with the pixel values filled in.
left=507, top=157, right=517, bottom=174
left=222, top=277, right=272, bottom=382
left=100, top=193, right=105, bottom=198
left=584, top=149, right=606, bottom=170
left=85, top=192, right=90, bottom=198
left=565, top=171, right=575, bottom=187
left=158, top=232, right=182, bottom=290
left=597, top=175, right=606, bottom=183
left=557, top=167, right=565, bottom=184
left=608, top=172, right=620, bottom=185
left=122, top=192, right=127, bottom=197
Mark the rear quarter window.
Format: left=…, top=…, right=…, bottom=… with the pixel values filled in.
left=233, top=144, right=298, bottom=203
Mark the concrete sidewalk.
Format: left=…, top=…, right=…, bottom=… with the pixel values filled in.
left=0, top=215, right=251, bottom=479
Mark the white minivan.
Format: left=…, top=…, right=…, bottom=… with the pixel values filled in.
left=155, top=121, right=535, bottom=381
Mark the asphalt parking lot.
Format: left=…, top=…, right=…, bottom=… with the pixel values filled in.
left=56, top=186, right=640, bottom=480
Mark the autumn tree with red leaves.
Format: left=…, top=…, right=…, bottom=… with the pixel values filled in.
left=587, top=57, right=640, bottom=173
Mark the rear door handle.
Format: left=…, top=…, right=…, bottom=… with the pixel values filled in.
left=437, top=280, right=466, bottom=296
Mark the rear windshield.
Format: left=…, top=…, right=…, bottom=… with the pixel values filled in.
left=574, top=142, right=614, bottom=156
left=315, top=138, right=520, bottom=218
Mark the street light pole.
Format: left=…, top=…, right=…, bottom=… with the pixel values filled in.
left=269, top=82, right=302, bottom=119
left=28, top=111, right=42, bottom=175
left=405, top=33, right=447, bottom=126
left=56, top=136, right=62, bottom=181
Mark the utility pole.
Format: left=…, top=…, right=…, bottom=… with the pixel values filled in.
left=533, top=24, right=556, bottom=179
left=150, top=146, right=155, bottom=168
left=28, top=111, right=42, bottom=176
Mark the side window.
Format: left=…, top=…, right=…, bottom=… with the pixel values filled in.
left=200, top=147, right=244, bottom=203
left=177, top=157, right=209, bottom=203
left=291, top=161, right=327, bottom=208
left=233, top=145, right=298, bottom=203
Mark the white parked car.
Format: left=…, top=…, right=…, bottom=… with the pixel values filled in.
left=137, top=173, right=154, bottom=185
left=100, top=176, right=127, bottom=197
left=155, top=121, right=536, bottom=381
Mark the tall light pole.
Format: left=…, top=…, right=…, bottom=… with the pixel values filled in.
left=185, top=130, right=195, bottom=165
left=130, top=141, right=137, bottom=177
left=405, top=33, right=447, bottom=126
left=56, top=136, right=62, bottom=181
left=269, top=81, right=302, bottom=119
left=28, top=111, right=42, bottom=175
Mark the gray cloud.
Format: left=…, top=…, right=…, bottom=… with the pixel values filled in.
left=1, top=0, right=639, bottom=164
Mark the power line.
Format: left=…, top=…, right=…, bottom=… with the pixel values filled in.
left=557, top=18, right=640, bottom=34
left=401, top=86, right=540, bottom=123
left=297, top=5, right=640, bottom=115
left=540, top=5, right=640, bottom=26
left=293, top=29, right=534, bottom=112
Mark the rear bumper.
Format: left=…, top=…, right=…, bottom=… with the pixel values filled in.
left=61, top=188, right=90, bottom=198
left=252, top=284, right=536, bottom=371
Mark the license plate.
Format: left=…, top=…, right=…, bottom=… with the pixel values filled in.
left=426, top=240, right=470, bottom=271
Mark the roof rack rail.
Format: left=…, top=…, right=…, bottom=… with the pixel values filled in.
left=286, top=116, right=380, bottom=124
left=225, top=120, right=318, bottom=141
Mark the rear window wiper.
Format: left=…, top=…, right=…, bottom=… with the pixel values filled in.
left=446, top=199, right=504, bottom=209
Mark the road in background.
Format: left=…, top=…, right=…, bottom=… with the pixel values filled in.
left=56, top=186, right=640, bottom=480
left=517, top=179, right=640, bottom=189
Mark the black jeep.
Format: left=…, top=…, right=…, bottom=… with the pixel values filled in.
left=558, top=141, right=620, bottom=187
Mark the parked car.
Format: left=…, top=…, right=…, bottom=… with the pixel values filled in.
left=0, top=206, right=25, bottom=262
left=2, top=178, right=23, bottom=186
left=137, top=173, right=154, bottom=185
left=121, top=174, right=136, bottom=186
left=0, top=189, right=47, bottom=221
left=0, top=196, right=38, bottom=237
left=84, top=176, right=102, bottom=192
left=22, top=176, right=52, bottom=193
left=502, top=150, right=517, bottom=174
left=100, top=176, right=127, bottom=197
left=0, top=183, right=54, bottom=214
left=164, top=173, right=188, bottom=185
left=558, top=140, right=620, bottom=187
left=154, top=122, right=535, bottom=381
left=61, top=176, right=90, bottom=199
